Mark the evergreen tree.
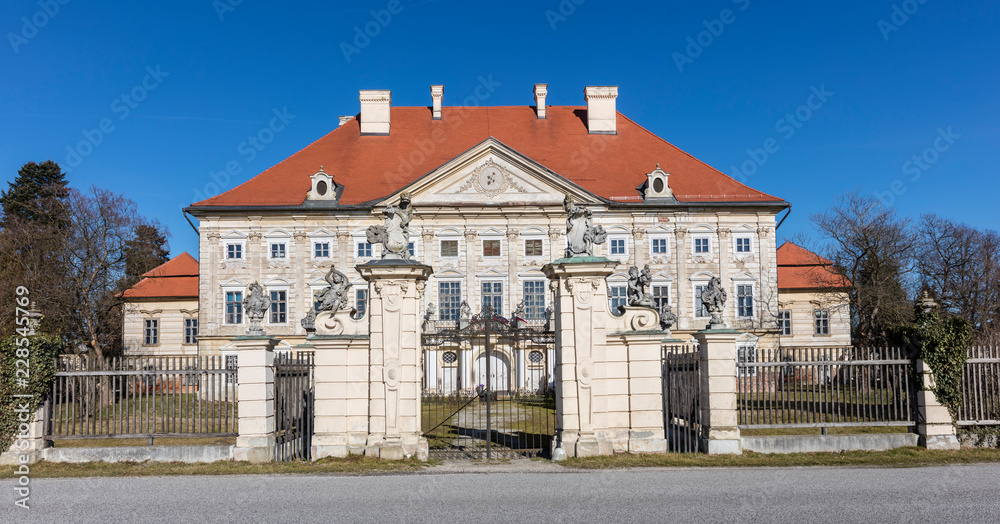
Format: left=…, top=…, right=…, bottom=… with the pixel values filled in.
left=0, top=160, right=69, bottom=228
left=124, top=224, right=170, bottom=283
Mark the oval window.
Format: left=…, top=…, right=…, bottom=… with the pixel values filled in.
left=528, top=351, right=544, bottom=363
left=442, top=351, right=458, bottom=364
left=316, top=180, right=328, bottom=196
left=652, top=178, right=664, bottom=193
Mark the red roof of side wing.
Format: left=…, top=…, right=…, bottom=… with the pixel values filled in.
left=121, top=253, right=199, bottom=299
left=776, top=242, right=851, bottom=290
left=191, top=106, right=784, bottom=208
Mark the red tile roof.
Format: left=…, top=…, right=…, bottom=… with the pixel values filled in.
left=191, top=106, right=784, bottom=208
left=121, top=253, right=199, bottom=299
left=776, top=242, right=851, bottom=290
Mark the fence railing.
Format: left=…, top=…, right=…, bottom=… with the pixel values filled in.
left=45, top=355, right=237, bottom=440
left=737, top=346, right=915, bottom=429
left=957, top=346, right=1000, bottom=426
left=662, top=344, right=702, bottom=452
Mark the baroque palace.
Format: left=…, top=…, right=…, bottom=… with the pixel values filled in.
left=123, top=84, right=851, bottom=390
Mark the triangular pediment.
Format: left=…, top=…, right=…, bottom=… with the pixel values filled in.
left=377, top=139, right=600, bottom=207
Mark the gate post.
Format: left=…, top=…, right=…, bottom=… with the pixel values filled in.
left=693, top=329, right=742, bottom=455
left=233, top=335, right=278, bottom=462
left=915, top=359, right=961, bottom=450
left=357, top=260, right=433, bottom=461
left=542, top=257, right=617, bottom=459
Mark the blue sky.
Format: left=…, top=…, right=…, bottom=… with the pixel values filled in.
left=2, top=0, right=997, bottom=258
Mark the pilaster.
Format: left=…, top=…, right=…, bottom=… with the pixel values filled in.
left=915, top=359, right=961, bottom=450
left=233, top=335, right=278, bottom=462
left=694, top=329, right=742, bottom=455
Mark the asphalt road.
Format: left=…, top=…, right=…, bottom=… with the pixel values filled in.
left=5, top=463, right=1000, bottom=523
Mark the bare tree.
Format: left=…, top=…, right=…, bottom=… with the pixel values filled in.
left=811, top=190, right=916, bottom=344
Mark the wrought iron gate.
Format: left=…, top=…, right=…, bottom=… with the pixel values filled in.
left=274, top=352, right=314, bottom=461
left=421, top=306, right=556, bottom=459
left=662, top=344, right=703, bottom=453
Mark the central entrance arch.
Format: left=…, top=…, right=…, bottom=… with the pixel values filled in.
left=474, top=351, right=510, bottom=391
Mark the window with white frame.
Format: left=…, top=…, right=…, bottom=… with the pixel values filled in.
left=609, top=237, right=627, bottom=256
left=693, top=236, right=710, bottom=255
left=524, top=238, right=543, bottom=257
left=223, top=353, right=238, bottom=385
left=270, top=242, right=286, bottom=259
left=650, top=237, right=669, bottom=256
left=439, top=281, right=462, bottom=320
left=815, top=309, right=830, bottom=335
left=609, top=284, right=627, bottom=313
left=144, top=319, right=159, bottom=345
left=226, top=243, right=243, bottom=259
left=736, top=284, right=754, bottom=318
left=408, top=241, right=416, bottom=257
left=482, top=281, right=503, bottom=314
left=225, top=291, right=243, bottom=324
left=694, top=284, right=708, bottom=317
left=652, top=285, right=670, bottom=311
left=314, top=242, right=331, bottom=259
left=270, top=290, right=287, bottom=323
left=184, top=318, right=198, bottom=344
left=734, top=235, right=753, bottom=255
left=738, top=343, right=758, bottom=376
left=356, top=241, right=372, bottom=258
left=354, top=288, right=368, bottom=319
left=523, top=280, right=546, bottom=319
left=440, top=239, right=459, bottom=258
left=778, top=310, right=791, bottom=335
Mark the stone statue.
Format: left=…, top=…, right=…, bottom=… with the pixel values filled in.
left=659, top=303, right=677, bottom=331
left=422, top=303, right=436, bottom=332
left=700, top=276, right=727, bottom=327
left=301, top=308, right=316, bottom=333
left=563, top=195, right=607, bottom=257
left=543, top=305, right=553, bottom=331
left=512, top=300, right=527, bottom=328
left=366, top=192, right=413, bottom=260
left=243, top=281, right=270, bottom=335
left=460, top=300, right=472, bottom=320
left=316, top=264, right=349, bottom=312
left=626, top=265, right=657, bottom=309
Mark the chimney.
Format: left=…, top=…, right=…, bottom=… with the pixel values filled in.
left=533, top=83, right=548, bottom=119
left=584, top=86, right=618, bottom=134
left=359, top=89, right=391, bottom=135
left=430, top=85, right=443, bottom=120
left=338, top=115, right=353, bottom=127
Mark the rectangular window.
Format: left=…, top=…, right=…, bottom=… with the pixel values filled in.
left=184, top=318, right=198, bottom=344
left=314, top=242, right=330, bottom=258
left=694, top=285, right=708, bottom=317
left=225, top=291, right=243, bottom=324
left=482, top=281, right=503, bottom=315
left=224, top=354, right=238, bottom=385
left=523, top=280, right=546, bottom=320
left=144, top=319, right=159, bottom=345
left=226, top=243, right=242, bottom=259
left=408, top=242, right=415, bottom=257
left=738, top=344, right=758, bottom=377
left=270, top=290, right=287, bottom=323
left=694, top=237, right=710, bottom=254
left=313, top=289, right=323, bottom=313
left=737, top=284, right=754, bottom=318
left=652, top=286, right=670, bottom=311
left=815, top=310, right=830, bottom=335
left=483, top=239, right=501, bottom=257
left=439, top=282, right=462, bottom=321
left=357, top=241, right=372, bottom=258
left=778, top=310, right=792, bottom=336
left=440, top=239, right=459, bottom=257
left=735, top=237, right=752, bottom=253
left=270, top=243, right=286, bottom=259
left=610, top=238, right=626, bottom=255
left=651, top=238, right=668, bottom=255
left=355, top=288, right=368, bottom=318
left=524, top=239, right=543, bottom=257
left=610, top=285, right=627, bottom=313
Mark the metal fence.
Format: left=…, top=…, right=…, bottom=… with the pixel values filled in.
left=45, top=355, right=237, bottom=441
left=737, top=346, right=915, bottom=429
left=274, top=352, right=314, bottom=461
left=662, top=344, right=702, bottom=452
left=957, top=346, right=1000, bottom=426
